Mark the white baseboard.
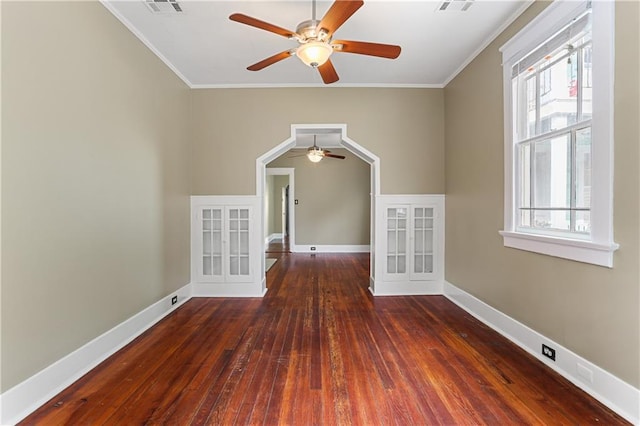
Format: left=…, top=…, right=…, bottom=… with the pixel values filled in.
left=370, top=279, right=443, bottom=296
left=292, top=244, right=370, bottom=253
left=265, top=233, right=283, bottom=244
left=192, top=282, right=266, bottom=297
left=0, top=283, right=193, bottom=426
left=443, top=281, right=640, bottom=425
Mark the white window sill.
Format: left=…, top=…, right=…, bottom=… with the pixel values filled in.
left=499, top=230, right=619, bottom=268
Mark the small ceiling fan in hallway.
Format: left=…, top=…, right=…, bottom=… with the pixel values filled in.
left=229, top=0, right=402, bottom=84
left=288, top=135, right=346, bottom=163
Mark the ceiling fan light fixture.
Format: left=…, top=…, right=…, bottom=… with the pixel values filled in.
left=296, top=41, right=333, bottom=68
left=307, top=148, right=324, bottom=162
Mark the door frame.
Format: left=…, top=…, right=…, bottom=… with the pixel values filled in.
left=265, top=167, right=295, bottom=248
left=255, top=124, right=380, bottom=288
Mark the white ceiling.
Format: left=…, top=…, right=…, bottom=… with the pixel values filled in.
left=102, top=0, right=532, bottom=88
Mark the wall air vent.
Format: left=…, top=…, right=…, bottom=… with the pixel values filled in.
left=144, top=0, right=183, bottom=14
left=437, top=0, right=474, bottom=12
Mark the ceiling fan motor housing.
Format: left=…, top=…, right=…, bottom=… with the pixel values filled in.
left=295, top=20, right=329, bottom=43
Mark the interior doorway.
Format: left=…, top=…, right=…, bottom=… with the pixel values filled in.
left=265, top=168, right=294, bottom=254
left=256, top=124, right=380, bottom=285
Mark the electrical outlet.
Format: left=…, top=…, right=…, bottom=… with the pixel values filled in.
left=542, top=344, right=556, bottom=361
left=171, top=295, right=178, bottom=305
left=310, top=246, right=316, bottom=251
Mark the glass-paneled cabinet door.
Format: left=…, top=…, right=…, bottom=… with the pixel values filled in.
left=227, top=207, right=251, bottom=280
left=413, top=207, right=434, bottom=277
left=201, top=207, right=223, bottom=281
left=386, top=207, right=408, bottom=278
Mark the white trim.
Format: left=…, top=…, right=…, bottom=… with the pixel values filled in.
left=443, top=281, right=640, bottom=425
left=266, top=233, right=283, bottom=244
left=291, top=244, right=370, bottom=253
left=373, top=194, right=445, bottom=295
left=499, top=0, right=617, bottom=267
left=191, top=283, right=267, bottom=298
left=442, top=0, right=534, bottom=86
left=500, top=230, right=619, bottom=267
left=256, top=124, right=380, bottom=289
left=189, top=83, right=445, bottom=90
left=372, top=280, right=443, bottom=296
left=265, top=167, right=295, bottom=252
left=98, top=1, right=193, bottom=88
left=0, top=283, right=193, bottom=425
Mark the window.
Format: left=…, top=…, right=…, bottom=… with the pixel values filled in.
left=499, top=0, right=618, bottom=267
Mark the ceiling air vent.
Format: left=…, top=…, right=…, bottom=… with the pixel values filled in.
left=438, top=0, right=474, bottom=12
left=144, top=0, right=183, bottom=14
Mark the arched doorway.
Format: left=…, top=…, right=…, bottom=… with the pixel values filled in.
left=255, top=124, right=380, bottom=290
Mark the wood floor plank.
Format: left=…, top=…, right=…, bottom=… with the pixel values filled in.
left=19, top=253, right=630, bottom=426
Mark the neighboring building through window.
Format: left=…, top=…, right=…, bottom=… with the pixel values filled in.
left=499, top=0, right=617, bottom=267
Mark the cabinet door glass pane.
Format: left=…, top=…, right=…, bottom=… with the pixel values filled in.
left=203, top=256, right=212, bottom=275
left=228, top=208, right=251, bottom=277
left=386, top=207, right=408, bottom=275
left=414, top=254, right=434, bottom=273
left=387, top=230, right=396, bottom=253
left=412, top=206, right=435, bottom=275
left=397, top=255, right=406, bottom=273
left=240, top=257, right=249, bottom=275
left=203, top=232, right=212, bottom=255
left=212, top=256, right=222, bottom=275
left=229, top=256, right=239, bottom=275
left=397, top=229, right=406, bottom=254
left=387, top=256, right=396, bottom=273
left=240, top=232, right=249, bottom=254
left=424, top=230, right=433, bottom=252
left=202, top=208, right=223, bottom=276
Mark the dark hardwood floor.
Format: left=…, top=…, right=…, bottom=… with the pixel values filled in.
left=21, top=253, right=628, bottom=425
left=266, top=236, right=290, bottom=254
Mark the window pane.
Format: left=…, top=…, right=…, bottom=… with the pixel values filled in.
left=533, top=210, right=571, bottom=231
left=519, top=209, right=531, bottom=228
left=526, top=75, right=537, bottom=138
left=534, top=209, right=570, bottom=231
left=539, top=54, right=578, bottom=133
left=581, top=44, right=593, bottom=120
left=575, top=211, right=591, bottom=233
left=533, top=134, right=570, bottom=208
left=519, top=143, right=531, bottom=208
left=575, top=127, right=591, bottom=209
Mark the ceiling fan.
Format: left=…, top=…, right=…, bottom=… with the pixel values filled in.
left=229, top=0, right=401, bottom=84
left=290, top=136, right=346, bottom=162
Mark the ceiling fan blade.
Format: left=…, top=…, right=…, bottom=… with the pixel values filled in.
left=332, top=40, right=401, bottom=59
left=229, top=13, right=297, bottom=39
left=318, top=59, right=339, bottom=84
left=324, top=153, right=346, bottom=159
left=316, top=0, right=364, bottom=38
left=247, top=50, right=294, bottom=71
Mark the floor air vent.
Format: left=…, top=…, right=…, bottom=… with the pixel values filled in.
left=145, top=0, right=183, bottom=14
left=437, top=0, right=474, bottom=12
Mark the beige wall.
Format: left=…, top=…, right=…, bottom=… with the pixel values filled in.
left=190, top=88, right=445, bottom=196
left=269, top=149, right=370, bottom=246
left=1, top=1, right=191, bottom=391
left=444, top=1, right=640, bottom=388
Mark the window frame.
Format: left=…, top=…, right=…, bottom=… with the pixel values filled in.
left=499, top=0, right=618, bottom=267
